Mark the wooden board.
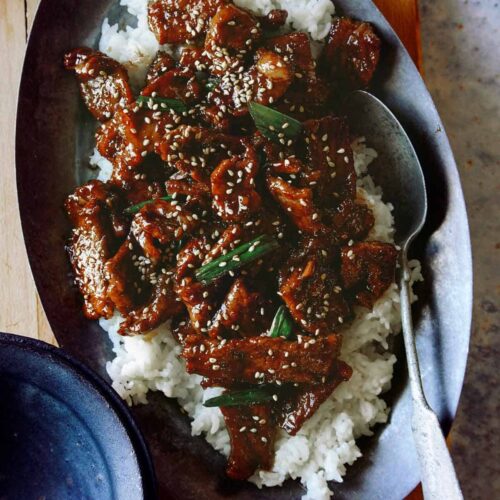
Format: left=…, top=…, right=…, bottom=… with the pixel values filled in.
left=0, top=1, right=422, bottom=497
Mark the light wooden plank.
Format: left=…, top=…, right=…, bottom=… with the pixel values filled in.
left=26, top=0, right=41, bottom=34
left=0, top=0, right=39, bottom=339
left=0, top=0, right=55, bottom=345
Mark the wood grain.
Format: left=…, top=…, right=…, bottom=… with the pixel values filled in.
left=373, top=0, right=422, bottom=69
left=0, top=1, right=422, bottom=496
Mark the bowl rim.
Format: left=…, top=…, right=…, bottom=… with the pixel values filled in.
left=0, top=331, right=157, bottom=499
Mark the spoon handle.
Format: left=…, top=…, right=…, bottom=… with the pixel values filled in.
left=400, top=256, right=463, bottom=500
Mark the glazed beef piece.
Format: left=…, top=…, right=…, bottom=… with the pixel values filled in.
left=64, top=48, right=133, bottom=122
left=141, top=67, right=202, bottom=104
left=174, top=237, right=224, bottom=333
left=182, top=334, right=343, bottom=387
left=320, top=16, right=381, bottom=90
left=206, top=4, right=261, bottom=53
left=104, top=238, right=148, bottom=315
left=279, top=252, right=351, bottom=335
left=265, top=32, right=315, bottom=77
left=301, top=115, right=356, bottom=207
left=96, top=106, right=176, bottom=185
left=204, top=4, right=262, bottom=75
left=211, top=146, right=262, bottom=222
left=207, top=278, right=273, bottom=339
left=64, top=180, right=126, bottom=319
left=148, top=0, right=228, bottom=44
left=328, top=198, right=375, bottom=243
left=258, top=9, right=287, bottom=31
left=264, top=32, right=332, bottom=120
left=279, top=361, right=352, bottom=435
left=146, top=51, right=176, bottom=83
left=130, top=199, right=200, bottom=263
left=340, top=241, right=398, bottom=307
left=158, top=126, right=246, bottom=186
left=251, top=49, right=294, bottom=106
left=266, top=175, right=323, bottom=234
left=221, top=404, right=275, bottom=480
left=166, top=173, right=211, bottom=206
left=119, top=269, right=184, bottom=335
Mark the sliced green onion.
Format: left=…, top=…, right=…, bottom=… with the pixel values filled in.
left=195, top=234, right=279, bottom=284
left=136, top=95, right=187, bottom=113
left=248, top=102, right=302, bottom=144
left=124, top=195, right=173, bottom=215
left=205, top=77, right=220, bottom=91
left=269, top=305, right=294, bottom=339
left=204, top=387, right=274, bottom=408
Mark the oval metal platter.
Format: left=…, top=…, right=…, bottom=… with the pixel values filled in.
left=16, top=1, right=472, bottom=498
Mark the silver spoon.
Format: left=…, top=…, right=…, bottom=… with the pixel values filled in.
left=344, top=90, right=463, bottom=500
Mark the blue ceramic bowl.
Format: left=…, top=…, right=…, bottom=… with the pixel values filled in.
left=0, top=332, right=156, bottom=499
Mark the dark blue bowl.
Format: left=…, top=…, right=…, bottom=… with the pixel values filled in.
left=0, top=332, right=156, bottom=499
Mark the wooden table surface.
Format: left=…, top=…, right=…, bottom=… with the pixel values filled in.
left=0, top=1, right=422, bottom=498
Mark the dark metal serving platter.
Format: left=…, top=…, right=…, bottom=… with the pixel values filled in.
left=16, top=1, right=472, bottom=499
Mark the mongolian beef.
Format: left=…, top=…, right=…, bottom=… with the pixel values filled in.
left=64, top=1, right=396, bottom=481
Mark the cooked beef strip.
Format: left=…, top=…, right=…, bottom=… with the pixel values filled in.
left=182, top=334, right=343, bottom=387
left=96, top=106, right=176, bottom=186
left=301, top=115, right=356, bottom=207
left=340, top=241, right=398, bottom=308
left=104, top=238, right=148, bottom=315
left=64, top=48, right=133, bottom=122
left=320, top=16, right=381, bottom=90
left=222, top=403, right=275, bottom=480
left=279, top=361, right=352, bottom=435
left=130, top=199, right=200, bottom=263
left=204, top=4, right=262, bottom=76
left=207, top=277, right=273, bottom=339
left=146, top=50, right=176, bottom=83
left=328, top=198, right=375, bottom=243
left=148, top=0, right=228, bottom=44
left=64, top=180, right=125, bottom=319
left=211, top=145, right=262, bottom=222
left=141, top=67, right=202, bottom=104
left=266, top=174, right=324, bottom=235
left=119, top=269, right=184, bottom=335
left=279, top=251, right=351, bottom=335
left=252, top=49, right=294, bottom=106
left=258, top=9, right=288, bottom=31
left=174, top=236, right=228, bottom=333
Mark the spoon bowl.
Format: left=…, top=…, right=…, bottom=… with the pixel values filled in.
left=344, top=90, right=463, bottom=500
left=344, top=90, right=427, bottom=249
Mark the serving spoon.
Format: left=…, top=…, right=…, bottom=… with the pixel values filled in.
left=344, top=90, right=463, bottom=500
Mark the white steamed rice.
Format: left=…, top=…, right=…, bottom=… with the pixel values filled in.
left=88, top=2, right=423, bottom=498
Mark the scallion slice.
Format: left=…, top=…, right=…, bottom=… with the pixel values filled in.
left=248, top=101, right=302, bottom=144
left=124, top=195, right=173, bottom=215
left=205, top=77, right=220, bottom=91
left=203, top=387, right=274, bottom=408
left=136, top=95, right=187, bottom=113
left=195, top=234, right=279, bottom=284
left=269, top=305, right=294, bottom=339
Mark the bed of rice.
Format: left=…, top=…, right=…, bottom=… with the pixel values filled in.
left=89, top=2, right=423, bottom=498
